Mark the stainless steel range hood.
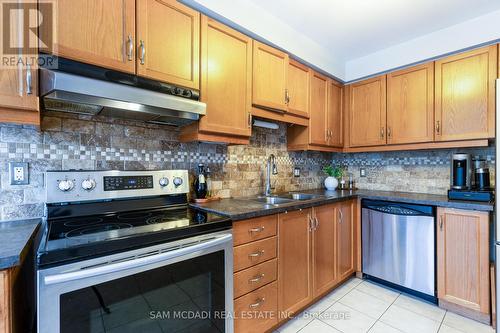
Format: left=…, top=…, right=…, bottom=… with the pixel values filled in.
left=40, top=68, right=206, bottom=126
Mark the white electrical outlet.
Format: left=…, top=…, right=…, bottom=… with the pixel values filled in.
left=9, top=162, right=29, bottom=185
left=14, top=167, right=24, bottom=181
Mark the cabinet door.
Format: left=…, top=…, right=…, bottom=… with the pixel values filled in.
left=0, top=0, right=39, bottom=125
left=287, top=60, right=310, bottom=118
left=278, top=209, right=312, bottom=315
left=437, top=208, right=490, bottom=315
left=337, top=200, right=355, bottom=281
left=435, top=45, right=497, bottom=141
left=198, top=17, right=252, bottom=137
left=42, top=0, right=135, bottom=73
left=349, top=76, right=387, bottom=147
left=309, top=72, right=329, bottom=146
left=137, top=0, right=200, bottom=89
left=387, top=63, right=434, bottom=144
left=312, top=204, right=337, bottom=297
left=252, top=41, right=288, bottom=111
left=327, top=80, right=343, bottom=147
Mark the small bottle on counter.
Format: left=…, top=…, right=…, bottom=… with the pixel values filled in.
left=193, top=164, right=207, bottom=199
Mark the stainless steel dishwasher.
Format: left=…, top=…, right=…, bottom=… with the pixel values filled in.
left=362, top=200, right=436, bottom=302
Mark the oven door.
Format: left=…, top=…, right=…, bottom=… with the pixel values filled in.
left=38, top=230, right=233, bottom=333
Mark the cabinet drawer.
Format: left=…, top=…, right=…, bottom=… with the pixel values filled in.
left=234, top=237, right=277, bottom=272
left=234, top=281, right=278, bottom=333
left=234, top=259, right=277, bottom=298
left=233, top=215, right=277, bottom=246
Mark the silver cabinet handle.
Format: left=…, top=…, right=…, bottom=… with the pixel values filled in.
left=139, top=40, right=146, bottom=65
left=380, top=127, right=385, bottom=139
left=248, top=112, right=252, bottom=128
left=314, top=217, right=319, bottom=230
left=248, top=250, right=264, bottom=258
left=439, top=216, right=444, bottom=231
left=338, top=209, right=343, bottom=224
left=308, top=214, right=314, bottom=232
left=249, top=226, right=264, bottom=233
left=26, top=63, right=32, bottom=95
left=436, top=121, right=441, bottom=135
left=249, top=298, right=265, bottom=309
left=387, top=126, right=392, bottom=138
left=127, top=35, right=134, bottom=61
left=248, top=274, right=265, bottom=283
left=285, top=89, right=290, bottom=105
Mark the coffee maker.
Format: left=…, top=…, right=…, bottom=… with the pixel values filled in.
left=450, top=154, right=472, bottom=190
left=448, top=154, right=494, bottom=202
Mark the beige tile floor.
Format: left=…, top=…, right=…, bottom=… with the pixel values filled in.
left=275, top=278, right=495, bottom=333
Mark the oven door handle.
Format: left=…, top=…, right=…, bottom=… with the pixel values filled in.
left=43, top=233, right=232, bottom=286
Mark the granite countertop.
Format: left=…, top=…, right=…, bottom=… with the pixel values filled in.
left=190, top=189, right=494, bottom=221
left=0, top=218, right=41, bottom=270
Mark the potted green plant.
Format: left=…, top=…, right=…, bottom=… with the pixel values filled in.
left=323, top=165, right=343, bottom=190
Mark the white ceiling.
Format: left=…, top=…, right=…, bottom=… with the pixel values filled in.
left=248, top=0, right=500, bottom=62
left=182, top=0, right=500, bottom=81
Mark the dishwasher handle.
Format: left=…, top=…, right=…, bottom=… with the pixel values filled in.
left=362, top=200, right=434, bottom=217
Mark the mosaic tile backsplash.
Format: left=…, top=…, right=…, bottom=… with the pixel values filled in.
left=0, top=111, right=495, bottom=221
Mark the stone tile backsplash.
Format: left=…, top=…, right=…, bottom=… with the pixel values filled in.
left=0, top=110, right=495, bottom=221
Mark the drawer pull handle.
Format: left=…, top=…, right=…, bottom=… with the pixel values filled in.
left=248, top=274, right=265, bottom=283
left=249, top=297, right=265, bottom=309
left=249, top=226, right=265, bottom=233
left=248, top=250, right=264, bottom=258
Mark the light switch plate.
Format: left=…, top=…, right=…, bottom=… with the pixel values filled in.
left=9, top=162, right=29, bottom=185
left=293, top=167, right=300, bottom=177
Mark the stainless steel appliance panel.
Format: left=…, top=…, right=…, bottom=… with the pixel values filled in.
left=362, top=206, right=435, bottom=296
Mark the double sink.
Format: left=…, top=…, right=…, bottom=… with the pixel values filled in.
left=248, top=193, right=324, bottom=207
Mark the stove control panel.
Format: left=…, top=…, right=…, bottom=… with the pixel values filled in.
left=46, top=170, right=189, bottom=204
left=104, top=175, right=153, bottom=191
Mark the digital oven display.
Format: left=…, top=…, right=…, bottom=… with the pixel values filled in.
left=103, top=176, right=154, bottom=191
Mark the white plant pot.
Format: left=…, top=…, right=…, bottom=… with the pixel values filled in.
left=324, top=176, right=338, bottom=191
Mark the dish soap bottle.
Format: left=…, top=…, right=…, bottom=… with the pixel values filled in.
left=193, top=164, right=207, bottom=199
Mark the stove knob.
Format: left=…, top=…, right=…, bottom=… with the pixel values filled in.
left=58, top=179, right=74, bottom=192
left=81, top=178, right=96, bottom=191
left=159, top=177, right=169, bottom=187
left=173, top=177, right=183, bottom=187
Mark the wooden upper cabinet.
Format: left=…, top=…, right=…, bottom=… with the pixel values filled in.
left=0, top=0, right=39, bottom=125
left=435, top=45, right=497, bottom=141
left=287, top=60, right=310, bottom=118
left=278, top=209, right=312, bottom=315
left=137, top=0, right=200, bottom=89
left=312, top=204, right=337, bottom=297
left=349, top=76, right=387, bottom=147
left=437, top=208, right=490, bottom=318
left=337, top=200, right=355, bottom=281
left=387, top=63, right=434, bottom=144
left=309, top=72, right=329, bottom=146
left=252, top=41, right=288, bottom=111
left=198, top=16, right=252, bottom=137
left=42, top=0, right=136, bottom=73
left=327, top=80, right=343, bottom=147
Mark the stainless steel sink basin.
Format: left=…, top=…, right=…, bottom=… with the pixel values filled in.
left=252, top=196, right=294, bottom=205
left=282, top=193, right=319, bottom=201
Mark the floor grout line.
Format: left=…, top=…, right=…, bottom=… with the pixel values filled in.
left=365, top=292, right=402, bottom=332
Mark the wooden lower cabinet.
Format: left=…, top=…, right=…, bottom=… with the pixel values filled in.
left=312, top=204, right=337, bottom=296
left=233, top=201, right=357, bottom=332
left=234, top=281, right=278, bottom=333
left=437, top=208, right=490, bottom=323
left=278, top=209, right=313, bottom=315
left=233, top=215, right=279, bottom=333
left=336, top=200, right=356, bottom=281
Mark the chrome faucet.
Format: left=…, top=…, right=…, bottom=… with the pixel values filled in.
left=265, top=154, right=278, bottom=196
